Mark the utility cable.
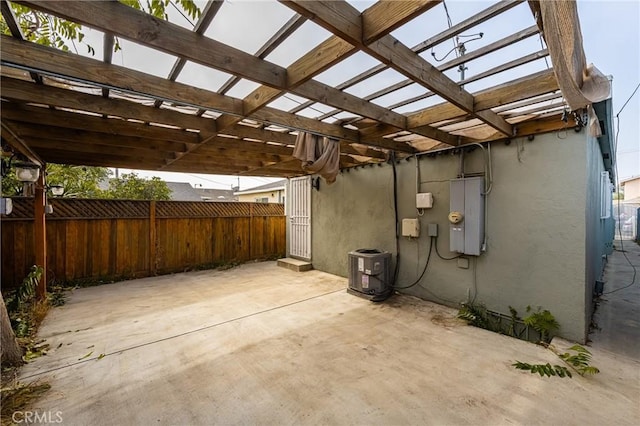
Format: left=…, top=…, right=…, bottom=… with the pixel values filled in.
left=369, top=152, right=401, bottom=302
left=395, top=237, right=434, bottom=290
left=392, top=237, right=458, bottom=305
left=616, top=82, right=640, bottom=117
left=434, top=235, right=461, bottom=260
left=390, top=152, right=401, bottom=289
left=471, top=256, right=479, bottom=304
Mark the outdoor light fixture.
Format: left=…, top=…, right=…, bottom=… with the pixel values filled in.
left=14, top=161, right=40, bottom=183
left=311, top=176, right=320, bottom=191
left=49, top=184, right=64, bottom=196
left=0, top=198, right=12, bottom=215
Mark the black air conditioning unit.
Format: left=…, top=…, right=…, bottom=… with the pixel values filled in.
left=347, top=249, right=392, bottom=301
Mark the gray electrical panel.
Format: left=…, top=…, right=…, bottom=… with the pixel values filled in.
left=449, top=177, right=484, bottom=256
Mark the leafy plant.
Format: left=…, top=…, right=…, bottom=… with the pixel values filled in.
left=506, top=306, right=521, bottom=337
left=513, top=362, right=573, bottom=378
left=524, top=306, right=560, bottom=343
left=513, top=345, right=599, bottom=379
left=47, top=286, right=67, bottom=307
left=558, top=345, right=600, bottom=376
left=6, top=266, right=43, bottom=312
left=457, top=303, right=490, bottom=329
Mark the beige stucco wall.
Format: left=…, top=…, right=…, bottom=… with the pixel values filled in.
left=311, top=131, right=594, bottom=342
left=623, top=179, right=640, bottom=200
left=237, top=189, right=284, bottom=203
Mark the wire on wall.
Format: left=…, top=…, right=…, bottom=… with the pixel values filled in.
left=395, top=237, right=434, bottom=290
left=434, top=235, right=461, bottom=260
left=415, top=155, right=425, bottom=216
left=390, top=151, right=401, bottom=292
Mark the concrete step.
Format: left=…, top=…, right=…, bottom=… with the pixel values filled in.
left=277, top=257, right=312, bottom=272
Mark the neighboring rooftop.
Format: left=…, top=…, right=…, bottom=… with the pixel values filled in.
left=235, top=179, right=286, bottom=195
left=620, top=176, right=640, bottom=185
left=166, top=182, right=202, bottom=202
left=194, top=187, right=237, bottom=202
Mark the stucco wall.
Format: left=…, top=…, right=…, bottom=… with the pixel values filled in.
left=311, top=131, right=592, bottom=342
left=584, top=133, right=614, bottom=336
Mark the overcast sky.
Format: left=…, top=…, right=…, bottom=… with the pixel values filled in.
left=72, top=0, right=639, bottom=190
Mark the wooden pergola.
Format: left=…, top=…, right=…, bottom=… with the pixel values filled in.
left=0, top=0, right=592, bottom=296
left=1, top=0, right=572, bottom=176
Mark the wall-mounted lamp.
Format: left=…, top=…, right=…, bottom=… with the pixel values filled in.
left=14, top=161, right=40, bottom=183
left=49, top=184, right=64, bottom=196
left=311, top=176, right=321, bottom=191
left=0, top=198, right=12, bottom=215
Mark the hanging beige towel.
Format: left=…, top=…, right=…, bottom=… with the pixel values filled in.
left=293, top=132, right=340, bottom=183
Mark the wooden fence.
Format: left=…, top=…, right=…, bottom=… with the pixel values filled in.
left=1, top=198, right=285, bottom=288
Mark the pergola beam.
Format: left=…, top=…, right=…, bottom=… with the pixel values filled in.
left=156, top=0, right=224, bottom=108
left=1, top=35, right=417, bottom=153
left=289, top=0, right=523, bottom=114
left=0, top=36, right=243, bottom=114
left=17, top=1, right=286, bottom=87
left=408, top=69, right=559, bottom=129
left=1, top=78, right=393, bottom=162
left=14, top=1, right=424, bottom=149
left=25, top=137, right=174, bottom=162
left=1, top=103, right=202, bottom=144
left=0, top=121, right=45, bottom=165
left=318, top=25, right=540, bottom=120
left=361, top=68, right=558, bottom=141
left=281, top=0, right=513, bottom=136
left=5, top=121, right=190, bottom=153
left=218, top=13, right=306, bottom=95
left=210, top=1, right=443, bottom=154
left=0, top=76, right=218, bottom=133
left=0, top=0, right=42, bottom=84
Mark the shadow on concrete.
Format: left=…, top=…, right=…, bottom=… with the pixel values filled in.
left=591, top=239, right=640, bottom=360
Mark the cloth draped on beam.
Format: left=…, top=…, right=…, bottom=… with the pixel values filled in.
left=293, top=132, right=340, bottom=184
left=539, top=1, right=610, bottom=136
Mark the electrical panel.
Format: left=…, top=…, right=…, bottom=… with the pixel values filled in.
left=416, top=192, right=433, bottom=209
left=402, top=218, right=420, bottom=238
left=449, top=177, right=484, bottom=256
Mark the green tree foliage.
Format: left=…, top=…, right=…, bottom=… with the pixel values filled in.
left=0, top=0, right=201, bottom=55
left=1, top=164, right=110, bottom=198
left=106, top=172, right=171, bottom=200
left=47, top=165, right=110, bottom=198
left=0, top=3, right=92, bottom=54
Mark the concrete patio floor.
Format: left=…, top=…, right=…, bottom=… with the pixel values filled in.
left=22, top=262, right=639, bottom=425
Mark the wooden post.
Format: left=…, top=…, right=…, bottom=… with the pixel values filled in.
left=34, top=169, right=47, bottom=300
left=149, top=200, right=156, bottom=275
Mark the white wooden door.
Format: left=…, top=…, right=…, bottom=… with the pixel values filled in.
left=288, top=176, right=311, bottom=260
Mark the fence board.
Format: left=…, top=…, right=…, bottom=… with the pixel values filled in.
left=1, top=199, right=285, bottom=288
